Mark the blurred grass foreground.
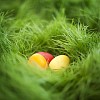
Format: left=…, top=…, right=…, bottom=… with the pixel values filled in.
left=0, top=0, right=100, bottom=100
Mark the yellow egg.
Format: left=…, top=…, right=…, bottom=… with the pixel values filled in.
left=28, top=53, right=48, bottom=69
left=49, top=55, right=70, bottom=70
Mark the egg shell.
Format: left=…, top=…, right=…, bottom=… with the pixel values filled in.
left=49, top=55, right=70, bottom=70
left=38, top=52, right=54, bottom=63
left=28, top=53, right=48, bottom=69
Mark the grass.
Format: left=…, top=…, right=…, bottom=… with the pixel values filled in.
left=0, top=0, right=100, bottom=100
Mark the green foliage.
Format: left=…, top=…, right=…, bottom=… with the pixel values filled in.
left=0, top=0, right=100, bottom=31
left=0, top=12, right=12, bottom=56
left=0, top=0, right=100, bottom=100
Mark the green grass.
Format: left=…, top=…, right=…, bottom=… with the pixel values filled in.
left=0, top=0, right=100, bottom=100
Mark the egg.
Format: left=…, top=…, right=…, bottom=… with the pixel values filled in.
left=28, top=53, right=48, bottom=69
left=49, top=55, right=70, bottom=70
left=38, top=52, right=54, bottom=63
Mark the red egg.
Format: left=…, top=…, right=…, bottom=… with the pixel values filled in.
left=38, top=52, right=54, bottom=63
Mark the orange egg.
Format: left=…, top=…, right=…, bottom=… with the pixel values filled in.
left=28, top=53, right=48, bottom=69
left=49, top=55, right=70, bottom=71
